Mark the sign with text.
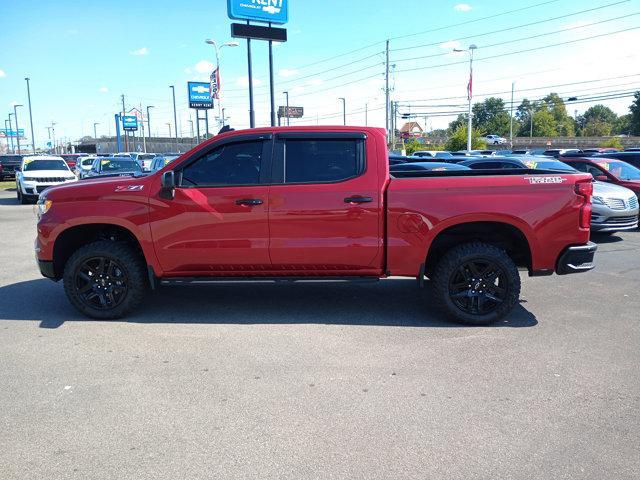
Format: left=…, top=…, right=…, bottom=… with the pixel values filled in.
left=227, top=0, right=289, bottom=24
left=188, top=81, right=214, bottom=109
left=122, top=116, right=138, bottom=131
left=0, top=128, right=25, bottom=138
left=278, top=106, right=303, bottom=118
left=231, top=23, right=287, bottom=42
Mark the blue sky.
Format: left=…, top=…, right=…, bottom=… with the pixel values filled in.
left=1, top=0, right=639, bottom=149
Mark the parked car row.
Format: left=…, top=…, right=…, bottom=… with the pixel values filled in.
left=391, top=151, right=640, bottom=235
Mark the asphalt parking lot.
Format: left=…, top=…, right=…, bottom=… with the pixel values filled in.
left=0, top=188, right=639, bottom=480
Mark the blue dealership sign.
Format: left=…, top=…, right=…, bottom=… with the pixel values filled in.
left=227, top=0, right=289, bottom=24
left=188, top=82, right=214, bottom=109
left=0, top=128, right=25, bottom=138
left=122, top=116, right=138, bottom=131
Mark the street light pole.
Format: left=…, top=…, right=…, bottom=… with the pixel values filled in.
left=25, top=78, right=36, bottom=153
left=205, top=39, right=238, bottom=129
left=4, top=119, right=11, bottom=153
left=166, top=123, right=172, bottom=140
left=146, top=105, right=154, bottom=146
left=454, top=44, right=477, bottom=151
left=339, top=97, right=346, bottom=126
left=14, top=104, right=23, bottom=154
left=283, top=91, right=289, bottom=126
left=170, top=86, right=178, bottom=151
left=509, top=82, right=515, bottom=149
left=7, top=115, right=15, bottom=153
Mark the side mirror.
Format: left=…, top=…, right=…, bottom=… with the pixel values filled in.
left=594, top=174, right=608, bottom=182
left=160, top=171, right=176, bottom=200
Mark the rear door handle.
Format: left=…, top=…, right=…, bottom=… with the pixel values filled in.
left=235, top=198, right=264, bottom=206
left=344, top=196, right=373, bottom=204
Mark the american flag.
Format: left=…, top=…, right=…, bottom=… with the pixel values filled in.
left=467, top=68, right=473, bottom=101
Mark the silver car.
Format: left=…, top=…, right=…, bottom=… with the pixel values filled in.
left=591, top=181, right=639, bottom=233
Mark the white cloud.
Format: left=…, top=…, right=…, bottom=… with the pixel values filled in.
left=440, top=40, right=461, bottom=50
left=194, top=60, right=214, bottom=73
left=130, top=47, right=149, bottom=56
left=0, top=69, right=5, bottom=78
left=236, top=76, right=263, bottom=88
left=454, top=3, right=472, bottom=12
left=279, top=68, right=299, bottom=78
left=98, top=87, right=109, bottom=93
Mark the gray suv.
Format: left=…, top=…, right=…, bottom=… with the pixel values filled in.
left=591, top=181, right=639, bottom=233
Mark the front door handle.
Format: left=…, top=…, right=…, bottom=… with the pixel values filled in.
left=344, top=196, right=373, bottom=204
left=235, top=198, right=264, bottom=206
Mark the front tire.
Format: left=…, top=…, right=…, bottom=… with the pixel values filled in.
left=63, top=240, right=148, bottom=319
left=17, top=187, right=28, bottom=205
left=432, top=242, right=521, bottom=325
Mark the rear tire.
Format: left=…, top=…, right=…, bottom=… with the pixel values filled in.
left=432, top=242, right=521, bottom=325
left=63, top=240, right=148, bottom=319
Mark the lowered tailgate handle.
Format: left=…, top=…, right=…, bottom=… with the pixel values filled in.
left=344, top=196, right=373, bottom=204
left=235, top=198, right=264, bottom=206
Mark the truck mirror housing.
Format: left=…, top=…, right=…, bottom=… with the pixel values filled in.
left=594, top=174, right=608, bottom=182
left=160, top=171, right=175, bottom=200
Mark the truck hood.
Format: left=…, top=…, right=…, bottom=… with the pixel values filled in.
left=41, top=173, right=153, bottom=201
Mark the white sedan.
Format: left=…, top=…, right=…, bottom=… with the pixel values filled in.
left=484, top=134, right=507, bottom=145
left=16, top=155, right=77, bottom=204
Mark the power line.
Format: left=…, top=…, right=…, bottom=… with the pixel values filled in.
left=389, top=0, right=630, bottom=53
left=394, top=26, right=640, bottom=74
left=391, top=12, right=638, bottom=64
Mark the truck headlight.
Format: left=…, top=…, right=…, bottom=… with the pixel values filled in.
left=591, top=195, right=604, bottom=205
left=36, top=198, right=53, bottom=218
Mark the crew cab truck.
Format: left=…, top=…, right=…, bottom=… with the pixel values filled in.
left=35, top=126, right=597, bottom=325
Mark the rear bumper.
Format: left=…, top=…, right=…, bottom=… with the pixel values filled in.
left=556, top=242, right=597, bottom=275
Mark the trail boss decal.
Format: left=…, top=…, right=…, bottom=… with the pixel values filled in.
left=527, top=176, right=568, bottom=184
left=115, top=185, right=144, bottom=192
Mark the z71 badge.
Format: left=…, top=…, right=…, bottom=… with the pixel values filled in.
left=528, top=176, right=567, bottom=184
left=115, top=185, right=144, bottom=192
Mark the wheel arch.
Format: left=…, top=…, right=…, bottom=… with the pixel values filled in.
left=424, top=220, right=533, bottom=277
left=52, top=223, right=147, bottom=280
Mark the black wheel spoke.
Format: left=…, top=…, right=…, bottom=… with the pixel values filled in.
left=95, top=258, right=106, bottom=275
left=78, top=283, right=93, bottom=294
left=449, top=258, right=508, bottom=316
left=75, top=256, right=128, bottom=311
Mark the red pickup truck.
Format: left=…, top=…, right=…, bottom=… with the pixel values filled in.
left=35, top=126, right=596, bottom=325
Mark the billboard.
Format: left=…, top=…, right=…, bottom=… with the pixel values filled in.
left=227, top=0, right=288, bottom=25
left=188, top=82, right=214, bottom=109
left=0, top=129, right=25, bottom=138
left=278, top=106, right=303, bottom=118
left=122, top=116, right=138, bottom=131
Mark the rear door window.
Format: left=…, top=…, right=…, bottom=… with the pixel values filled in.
left=281, top=138, right=365, bottom=183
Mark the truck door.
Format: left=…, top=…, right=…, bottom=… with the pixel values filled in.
left=268, top=132, right=383, bottom=273
left=149, top=134, right=272, bottom=275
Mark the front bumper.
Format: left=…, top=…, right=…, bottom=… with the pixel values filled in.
left=556, top=242, right=597, bottom=275
left=591, top=215, right=638, bottom=232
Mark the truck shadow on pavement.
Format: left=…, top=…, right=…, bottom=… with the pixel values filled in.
left=0, top=278, right=538, bottom=329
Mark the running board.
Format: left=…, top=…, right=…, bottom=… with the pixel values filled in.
left=160, top=276, right=381, bottom=286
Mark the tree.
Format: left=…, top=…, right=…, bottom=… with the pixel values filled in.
left=599, top=138, right=623, bottom=150
left=532, top=109, right=557, bottom=137
left=471, top=97, right=511, bottom=136
left=448, top=114, right=467, bottom=133
left=445, top=126, right=487, bottom=151
left=580, top=104, right=617, bottom=136
left=516, top=99, right=536, bottom=136
left=540, top=93, right=575, bottom=136
left=630, top=91, right=640, bottom=135
left=613, top=114, right=632, bottom=136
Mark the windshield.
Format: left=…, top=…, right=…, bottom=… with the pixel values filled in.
left=522, top=159, right=576, bottom=172
left=599, top=160, right=640, bottom=180
left=23, top=159, right=69, bottom=171
left=82, top=158, right=95, bottom=166
left=435, top=152, right=453, bottom=158
left=100, top=159, right=142, bottom=172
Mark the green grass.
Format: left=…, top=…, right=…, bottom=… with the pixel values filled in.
left=1, top=180, right=16, bottom=191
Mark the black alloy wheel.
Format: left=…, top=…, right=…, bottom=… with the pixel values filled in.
left=448, top=259, right=507, bottom=316
left=74, top=256, right=128, bottom=310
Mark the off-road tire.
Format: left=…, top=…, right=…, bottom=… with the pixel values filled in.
left=432, top=242, right=521, bottom=325
left=63, top=240, right=147, bottom=319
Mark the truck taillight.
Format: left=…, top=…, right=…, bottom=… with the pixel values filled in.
left=575, top=180, right=593, bottom=229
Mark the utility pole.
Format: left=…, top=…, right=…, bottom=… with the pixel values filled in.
left=339, top=97, right=346, bottom=126
left=529, top=109, right=533, bottom=138
left=25, top=78, right=36, bottom=153
left=93, top=122, right=99, bottom=153
left=14, top=104, right=23, bottom=154
left=283, top=91, right=289, bottom=126
left=222, top=107, right=226, bottom=126
left=170, top=86, right=178, bottom=151
left=385, top=39, right=390, bottom=139
left=146, top=105, right=154, bottom=146
left=121, top=95, right=128, bottom=151
left=454, top=44, right=477, bottom=151
left=509, top=82, right=515, bottom=149
left=51, top=122, right=56, bottom=154
left=4, top=119, right=11, bottom=153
